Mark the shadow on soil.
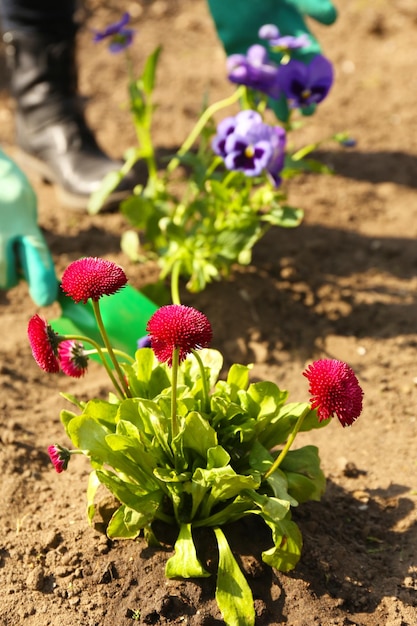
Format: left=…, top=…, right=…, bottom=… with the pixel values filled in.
left=314, top=149, right=417, bottom=188
left=292, top=478, right=417, bottom=617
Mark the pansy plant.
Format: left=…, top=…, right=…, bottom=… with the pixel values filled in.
left=88, top=15, right=353, bottom=297
left=31, top=257, right=364, bottom=626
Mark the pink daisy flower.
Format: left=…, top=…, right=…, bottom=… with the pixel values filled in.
left=303, top=358, right=364, bottom=427
left=146, top=304, right=212, bottom=366
left=61, top=257, right=127, bottom=304
left=58, top=340, right=89, bottom=378
left=48, top=444, right=70, bottom=473
left=27, top=314, right=60, bottom=373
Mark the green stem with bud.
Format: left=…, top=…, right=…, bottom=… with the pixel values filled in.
left=167, top=86, right=245, bottom=174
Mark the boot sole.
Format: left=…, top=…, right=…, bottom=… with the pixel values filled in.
left=14, top=149, right=129, bottom=213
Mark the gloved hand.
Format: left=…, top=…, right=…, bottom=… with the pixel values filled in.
left=207, top=0, right=337, bottom=60
left=0, top=149, right=58, bottom=306
left=207, top=0, right=337, bottom=120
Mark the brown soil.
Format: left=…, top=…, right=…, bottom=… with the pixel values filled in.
left=1, top=1, right=417, bottom=624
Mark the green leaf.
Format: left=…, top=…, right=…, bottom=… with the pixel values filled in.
left=214, top=527, right=255, bottom=626
left=249, top=490, right=290, bottom=521
left=96, top=469, right=162, bottom=523
left=248, top=442, right=298, bottom=507
left=180, top=348, right=223, bottom=394
left=60, top=408, right=79, bottom=434
left=153, top=468, right=191, bottom=483
left=247, top=381, right=288, bottom=424
left=133, top=349, right=171, bottom=399
left=206, top=445, right=230, bottom=470
left=261, top=205, right=304, bottom=227
left=165, top=523, right=210, bottom=578
left=262, top=516, right=303, bottom=572
left=60, top=393, right=85, bottom=410
left=120, top=229, right=143, bottom=262
left=107, top=504, right=148, bottom=539
left=84, top=399, right=119, bottom=429
left=193, top=466, right=260, bottom=503
left=121, top=194, right=156, bottom=230
left=87, top=170, right=124, bottom=215
left=226, top=363, right=251, bottom=394
left=180, top=411, right=218, bottom=460
left=266, top=471, right=298, bottom=507
left=258, top=402, right=322, bottom=450
left=68, top=413, right=141, bottom=476
left=141, top=46, right=162, bottom=95
left=280, top=445, right=326, bottom=503
left=105, top=424, right=160, bottom=488
left=86, top=470, right=100, bottom=524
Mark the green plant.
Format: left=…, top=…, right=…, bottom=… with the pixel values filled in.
left=29, top=257, right=364, bottom=626
left=89, top=13, right=350, bottom=295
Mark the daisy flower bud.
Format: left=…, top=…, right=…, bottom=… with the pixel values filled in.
left=61, top=257, right=127, bottom=304
left=27, top=314, right=60, bottom=373
left=146, top=304, right=212, bottom=366
left=58, top=340, right=89, bottom=378
left=47, top=444, right=71, bottom=473
left=303, top=358, right=364, bottom=427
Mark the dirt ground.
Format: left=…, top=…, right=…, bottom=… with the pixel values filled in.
left=1, top=1, right=417, bottom=624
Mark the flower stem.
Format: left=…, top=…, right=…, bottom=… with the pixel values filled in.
left=170, top=347, right=180, bottom=438
left=91, top=301, right=131, bottom=397
left=166, top=86, right=245, bottom=174
left=191, top=349, right=210, bottom=413
left=263, top=406, right=310, bottom=480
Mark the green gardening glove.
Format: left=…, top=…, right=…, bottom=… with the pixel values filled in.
left=207, top=0, right=337, bottom=59
left=207, top=0, right=337, bottom=119
left=0, top=149, right=58, bottom=306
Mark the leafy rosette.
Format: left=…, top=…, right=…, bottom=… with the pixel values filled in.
left=60, top=347, right=330, bottom=623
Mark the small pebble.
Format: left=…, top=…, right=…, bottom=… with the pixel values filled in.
left=26, top=565, right=44, bottom=591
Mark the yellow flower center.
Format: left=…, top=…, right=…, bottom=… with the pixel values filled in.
left=245, top=145, right=255, bottom=158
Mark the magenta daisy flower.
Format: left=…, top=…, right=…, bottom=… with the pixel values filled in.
left=61, top=257, right=127, bottom=304
left=58, top=340, right=89, bottom=378
left=27, top=314, right=60, bottom=373
left=303, top=359, right=364, bottom=427
left=146, top=305, right=212, bottom=366
left=48, top=444, right=71, bottom=473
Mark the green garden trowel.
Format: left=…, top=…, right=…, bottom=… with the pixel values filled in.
left=51, top=284, right=158, bottom=357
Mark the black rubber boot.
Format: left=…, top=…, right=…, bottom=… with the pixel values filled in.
left=3, top=30, right=142, bottom=211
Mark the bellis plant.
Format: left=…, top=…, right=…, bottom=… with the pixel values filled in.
left=30, top=256, right=364, bottom=626
left=88, top=14, right=352, bottom=295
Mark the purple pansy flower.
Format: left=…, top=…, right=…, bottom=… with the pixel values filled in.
left=211, top=116, right=238, bottom=158
left=227, top=45, right=281, bottom=99
left=259, top=24, right=310, bottom=52
left=212, top=110, right=286, bottom=186
left=137, top=335, right=152, bottom=349
left=277, top=54, right=334, bottom=108
left=211, top=110, right=260, bottom=158
left=340, top=137, right=357, bottom=148
left=93, top=12, right=135, bottom=53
